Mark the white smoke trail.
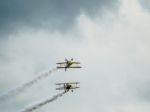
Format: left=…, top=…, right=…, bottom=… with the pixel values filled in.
left=0, top=68, right=58, bottom=101
left=21, top=91, right=66, bottom=112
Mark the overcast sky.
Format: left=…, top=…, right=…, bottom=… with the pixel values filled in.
left=0, top=0, right=150, bottom=112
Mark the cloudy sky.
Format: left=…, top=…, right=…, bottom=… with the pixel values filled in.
left=0, top=0, right=150, bottom=112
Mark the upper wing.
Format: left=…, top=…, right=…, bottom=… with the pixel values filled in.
left=55, top=83, right=66, bottom=85
left=56, top=82, right=80, bottom=85
left=67, top=82, right=80, bottom=84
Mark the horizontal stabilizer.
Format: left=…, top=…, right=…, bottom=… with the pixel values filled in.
left=56, top=62, right=66, bottom=64
left=56, top=87, right=64, bottom=90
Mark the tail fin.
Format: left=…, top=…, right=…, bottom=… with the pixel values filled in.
left=65, top=58, right=68, bottom=62
left=65, top=68, right=67, bottom=71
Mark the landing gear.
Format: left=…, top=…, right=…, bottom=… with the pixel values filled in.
left=71, top=90, right=74, bottom=92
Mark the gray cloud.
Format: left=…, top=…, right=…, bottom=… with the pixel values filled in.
left=139, top=0, right=150, bottom=11
left=1, top=0, right=150, bottom=112
left=0, top=0, right=119, bottom=36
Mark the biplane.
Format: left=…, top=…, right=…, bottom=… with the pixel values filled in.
left=56, top=58, right=82, bottom=71
left=56, top=82, right=80, bottom=93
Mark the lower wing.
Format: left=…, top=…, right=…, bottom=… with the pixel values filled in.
left=70, top=87, right=80, bottom=89
left=57, top=67, right=66, bottom=68
left=57, top=66, right=81, bottom=68
left=56, top=87, right=64, bottom=90
left=72, top=62, right=80, bottom=64
left=68, top=66, right=82, bottom=68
